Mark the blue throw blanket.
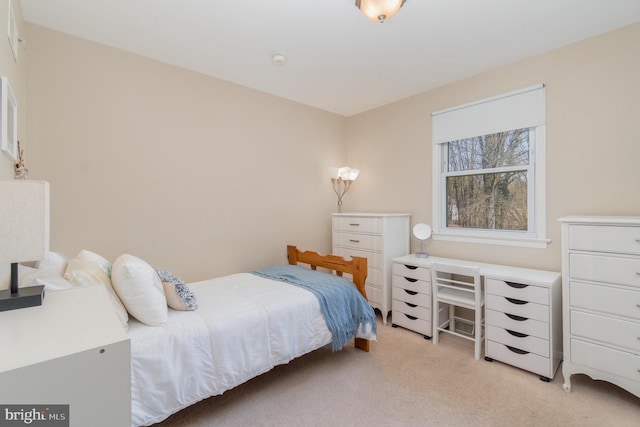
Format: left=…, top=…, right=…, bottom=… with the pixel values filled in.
left=252, top=265, right=376, bottom=351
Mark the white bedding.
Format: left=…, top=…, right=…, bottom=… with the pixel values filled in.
left=129, top=272, right=366, bottom=426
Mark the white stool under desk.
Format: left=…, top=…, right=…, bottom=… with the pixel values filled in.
left=392, top=254, right=562, bottom=381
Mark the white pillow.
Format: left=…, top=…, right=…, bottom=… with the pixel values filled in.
left=34, top=251, right=69, bottom=275
left=17, top=264, right=73, bottom=292
left=64, top=257, right=129, bottom=331
left=112, top=254, right=167, bottom=326
left=76, top=249, right=112, bottom=277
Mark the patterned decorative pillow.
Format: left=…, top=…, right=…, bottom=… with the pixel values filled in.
left=156, top=269, right=198, bottom=311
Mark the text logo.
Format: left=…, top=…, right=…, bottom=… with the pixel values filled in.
left=0, top=405, right=69, bottom=426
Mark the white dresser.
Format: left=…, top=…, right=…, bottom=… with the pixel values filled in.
left=559, top=216, right=640, bottom=397
left=392, top=258, right=433, bottom=338
left=332, top=213, right=410, bottom=324
left=0, top=285, right=131, bottom=426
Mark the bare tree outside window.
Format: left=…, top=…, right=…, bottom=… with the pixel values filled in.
left=445, top=128, right=531, bottom=231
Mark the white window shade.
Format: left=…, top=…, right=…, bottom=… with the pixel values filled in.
left=432, top=84, right=545, bottom=144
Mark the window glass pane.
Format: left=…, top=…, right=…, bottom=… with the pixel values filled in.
left=447, top=128, right=530, bottom=172
left=446, top=171, right=528, bottom=231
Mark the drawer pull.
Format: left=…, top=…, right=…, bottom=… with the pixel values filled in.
left=404, top=277, right=418, bottom=283
left=349, top=239, right=360, bottom=243
left=505, top=297, right=528, bottom=305
left=405, top=302, right=418, bottom=308
left=349, top=223, right=360, bottom=227
left=506, top=329, right=529, bottom=338
left=404, top=289, right=418, bottom=296
left=506, top=345, right=529, bottom=355
left=505, top=281, right=528, bottom=289
left=404, top=265, right=418, bottom=270
left=505, top=313, right=528, bottom=322
left=404, top=314, right=418, bottom=320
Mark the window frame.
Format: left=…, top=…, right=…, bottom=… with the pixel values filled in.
left=431, top=90, right=549, bottom=248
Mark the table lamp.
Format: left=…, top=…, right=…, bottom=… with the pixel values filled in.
left=0, top=180, right=50, bottom=311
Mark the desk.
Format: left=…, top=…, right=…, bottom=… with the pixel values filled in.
left=392, top=254, right=562, bottom=380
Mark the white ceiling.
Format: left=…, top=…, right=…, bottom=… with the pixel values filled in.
left=20, top=0, right=640, bottom=117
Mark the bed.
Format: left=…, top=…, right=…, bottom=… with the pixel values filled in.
left=127, top=245, right=376, bottom=426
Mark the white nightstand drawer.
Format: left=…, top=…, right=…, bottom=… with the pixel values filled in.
left=571, top=339, right=640, bottom=384
left=392, top=275, right=430, bottom=294
left=486, top=294, right=549, bottom=322
left=392, top=263, right=430, bottom=281
left=487, top=325, right=549, bottom=357
left=393, top=299, right=430, bottom=319
left=393, top=288, right=430, bottom=306
left=486, top=309, right=549, bottom=340
left=333, top=217, right=381, bottom=234
left=570, top=253, right=640, bottom=288
left=569, top=224, right=640, bottom=256
left=487, top=340, right=551, bottom=377
left=571, top=310, right=640, bottom=352
left=486, top=278, right=549, bottom=305
left=570, top=281, right=640, bottom=321
left=392, top=312, right=431, bottom=336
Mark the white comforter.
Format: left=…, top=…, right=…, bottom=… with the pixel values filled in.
left=128, top=272, right=346, bottom=426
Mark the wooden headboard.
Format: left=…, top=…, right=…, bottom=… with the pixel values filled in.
left=286, top=245, right=370, bottom=352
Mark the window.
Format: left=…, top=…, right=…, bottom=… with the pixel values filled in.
left=432, top=85, right=548, bottom=248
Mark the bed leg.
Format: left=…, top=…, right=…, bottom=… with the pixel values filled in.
left=355, top=338, right=370, bottom=352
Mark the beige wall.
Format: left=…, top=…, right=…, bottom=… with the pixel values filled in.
left=24, top=24, right=348, bottom=282
left=346, top=22, right=640, bottom=272
left=0, top=0, right=26, bottom=179
left=18, top=21, right=640, bottom=282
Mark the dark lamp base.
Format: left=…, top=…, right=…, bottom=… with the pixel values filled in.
left=0, top=285, right=45, bottom=312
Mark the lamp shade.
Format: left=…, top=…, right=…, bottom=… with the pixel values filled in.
left=0, top=180, right=50, bottom=264
left=356, top=0, right=406, bottom=23
left=328, top=166, right=359, bottom=181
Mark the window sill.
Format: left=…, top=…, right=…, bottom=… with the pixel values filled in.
left=432, top=231, right=551, bottom=249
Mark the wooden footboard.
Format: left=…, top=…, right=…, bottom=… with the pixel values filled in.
left=286, top=245, right=370, bottom=352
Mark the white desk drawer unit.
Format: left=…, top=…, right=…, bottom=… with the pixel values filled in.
left=332, top=213, right=410, bottom=325
left=484, top=276, right=561, bottom=381
left=560, top=216, right=640, bottom=398
left=391, top=261, right=433, bottom=338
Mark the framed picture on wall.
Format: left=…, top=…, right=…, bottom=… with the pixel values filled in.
left=1, top=76, right=18, bottom=161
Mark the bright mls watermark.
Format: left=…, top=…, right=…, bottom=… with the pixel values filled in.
left=0, top=405, right=68, bottom=426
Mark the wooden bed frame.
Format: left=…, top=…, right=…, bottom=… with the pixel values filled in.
left=286, top=245, right=370, bottom=352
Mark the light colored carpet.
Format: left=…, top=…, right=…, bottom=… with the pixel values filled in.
left=154, top=315, right=640, bottom=426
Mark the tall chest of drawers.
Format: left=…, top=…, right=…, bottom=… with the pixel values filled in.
left=559, top=216, right=640, bottom=397
left=332, top=213, right=410, bottom=325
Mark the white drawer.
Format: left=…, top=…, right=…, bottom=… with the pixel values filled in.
left=570, top=253, right=640, bottom=288
left=486, top=325, right=549, bottom=357
left=393, top=311, right=432, bottom=336
left=393, top=299, right=430, bottom=319
left=569, top=224, right=640, bottom=256
left=571, top=310, right=640, bottom=352
left=486, top=309, right=549, bottom=340
left=393, top=263, right=430, bottom=282
left=333, top=217, right=381, bottom=234
left=571, top=339, right=640, bottom=384
left=392, top=287, right=430, bottom=306
left=333, top=247, right=383, bottom=269
left=486, top=340, right=551, bottom=378
left=392, top=275, right=430, bottom=294
left=334, top=232, right=382, bottom=252
left=486, top=278, right=549, bottom=305
left=486, top=294, right=549, bottom=322
left=570, top=281, right=640, bottom=321
left=365, top=284, right=381, bottom=306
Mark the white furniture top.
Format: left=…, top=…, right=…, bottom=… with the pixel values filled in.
left=558, top=216, right=640, bottom=225
left=332, top=212, right=411, bottom=217
left=393, top=254, right=560, bottom=286
left=0, top=285, right=129, bottom=373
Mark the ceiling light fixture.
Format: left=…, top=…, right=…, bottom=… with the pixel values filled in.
left=355, top=0, right=406, bottom=23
